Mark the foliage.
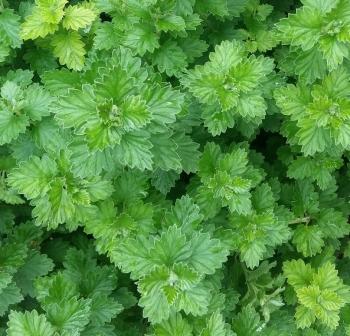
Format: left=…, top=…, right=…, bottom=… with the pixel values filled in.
left=0, top=0, right=350, bottom=335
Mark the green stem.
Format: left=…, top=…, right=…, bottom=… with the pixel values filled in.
left=288, top=217, right=310, bottom=225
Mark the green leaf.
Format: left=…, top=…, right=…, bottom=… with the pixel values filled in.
left=151, top=169, right=180, bottom=194
left=287, top=154, right=342, bottom=190
left=0, top=284, right=23, bottom=316
left=175, top=283, right=210, bottom=316
left=14, top=251, right=54, bottom=297
left=319, top=37, right=348, bottom=70
left=312, top=262, right=343, bottom=292
left=292, top=225, right=324, bottom=257
left=188, top=232, right=228, bottom=275
left=143, top=84, right=184, bottom=127
left=34, top=178, right=77, bottom=226
left=0, top=106, right=29, bottom=145
left=120, top=95, right=151, bottom=131
left=294, top=48, right=327, bottom=83
left=55, top=85, right=96, bottom=130
left=150, top=133, right=182, bottom=171
left=175, top=0, right=195, bottom=16
left=295, top=305, right=316, bottom=329
left=83, top=177, right=114, bottom=202
left=178, top=37, right=208, bottom=63
left=283, top=259, right=314, bottom=289
left=277, top=7, right=323, bottom=51
left=62, top=4, right=96, bottom=31
left=152, top=40, right=188, bottom=76
left=38, top=0, right=68, bottom=24
left=172, top=132, right=200, bottom=174
left=51, top=30, right=86, bottom=70
left=21, top=0, right=67, bottom=40
left=113, top=131, right=153, bottom=170
left=112, top=236, right=154, bottom=279
left=155, top=14, right=186, bottom=32
left=21, top=12, right=58, bottom=40
left=209, top=40, right=245, bottom=73
left=252, top=183, right=275, bottom=212
left=0, top=9, right=21, bottom=48
left=45, top=297, right=91, bottom=335
left=317, top=208, right=350, bottom=239
left=237, top=93, right=266, bottom=119
left=151, top=226, right=191, bottom=266
left=42, top=68, right=81, bottom=95
left=195, top=0, right=230, bottom=17
left=296, top=121, right=330, bottom=156
left=232, top=305, right=260, bottom=336
left=182, top=40, right=273, bottom=134
left=7, top=155, right=58, bottom=199
left=123, top=24, right=159, bottom=56
left=163, top=195, right=203, bottom=233
left=154, top=313, right=192, bottom=336
left=89, top=295, right=123, bottom=326
left=301, top=0, right=340, bottom=13
left=200, top=311, right=227, bottom=336
left=7, top=310, right=56, bottom=336
left=139, top=287, right=170, bottom=323
left=23, top=84, right=53, bottom=121
left=94, top=22, right=118, bottom=50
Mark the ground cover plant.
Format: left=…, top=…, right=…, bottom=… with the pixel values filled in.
left=1, top=0, right=350, bottom=334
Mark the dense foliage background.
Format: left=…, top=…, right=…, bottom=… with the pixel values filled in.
left=1, top=0, right=350, bottom=334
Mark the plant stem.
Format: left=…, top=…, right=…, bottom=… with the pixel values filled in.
left=288, top=217, right=310, bottom=225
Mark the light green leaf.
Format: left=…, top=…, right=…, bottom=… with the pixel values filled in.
left=23, top=84, right=53, bottom=121
left=45, top=297, right=91, bottom=335
left=200, top=311, right=227, bottom=336
left=150, top=133, right=182, bottom=172
left=7, top=310, right=56, bottom=336
left=188, top=232, right=228, bottom=274
left=154, top=313, right=192, bottom=336
left=21, top=12, right=58, bottom=40
left=0, top=9, right=22, bottom=48
left=163, top=195, right=203, bottom=233
left=38, top=0, right=68, bottom=24
left=296, top=119, right=330, bottom=155
left=143, top=84, right=184, bottom=126
left=7, top=155, right=57, bottom=199
left=156, top=14, right=186, bottom=32
left=112, top=236, right=154, bottom=279
left=175, top=283, right=210, bottom=316
left=232, top=305, right=260, bottom=336
left=237, top=93, right=266, bottom=119
left=151, top=226, right=191, bottom=266
left=120, top=95, right=151, bottom=131
left=55, top=85, right=95, bottom=130
left=283, top=259, right=314, bottom=289
left=301, top=0, right=340, bottom=13
left=94, top=22, right=118, bottom=50
left=0, top=107, right=29, bottom=145
left=319, top=36, right=348, bottom=70
left=62, top=4, right=96, bottom=31
left=172, top=132, right=200, bottom=174
left=123, top=24, right=159, bottom=56
left=208, top=40, right=245, bottom=74
left=140, top=287, right=170, bottom=323
left=292, top=225, right=324, bottom=257
left=51, top=30, right=86, bottom=70
left=295, top=305, right=316, bottom=329
left=113, top=131, right=153, bottom=170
